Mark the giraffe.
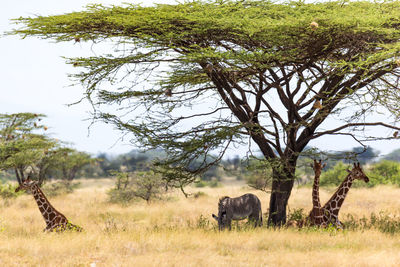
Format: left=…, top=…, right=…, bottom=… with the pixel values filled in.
left=307, top=159, right=326, bottom=225
left=15, top=177, right=83, bottom=232
left=308, top=162, right=369, bottom=228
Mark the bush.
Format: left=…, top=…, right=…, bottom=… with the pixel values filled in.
left=320, top=160, right=400, bottom=188
left=0, top=182, right=22, bottom=199
left=193, top=191, right=207, bottom=198
left=108, top=188, right=137, bottom=204
left=320, top=161, right=349, bottom=186
left=342, top=211, right=400, bottom=235
left=41, top=181, right=80, bottom=197
left=108, top=170, right=167, bottom=204
left=194, top=179, right=220, bottom=188
left=285, top=209, right=400, bottom=235
left=367, top=160, right=400, bottom=186
left=244, top=159, right=273, bottom=193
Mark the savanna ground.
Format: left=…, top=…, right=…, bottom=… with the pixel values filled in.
left=1, top=178, right=400, bottom=266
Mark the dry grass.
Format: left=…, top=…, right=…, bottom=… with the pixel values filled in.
left=1, top=179, right=400, bottom=266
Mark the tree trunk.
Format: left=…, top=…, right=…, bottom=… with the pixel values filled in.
left=38, top=167, right=47, bottom=186
left=15, top=168, right=22, bottom=185
left=267, top=163, right=296, bottom=226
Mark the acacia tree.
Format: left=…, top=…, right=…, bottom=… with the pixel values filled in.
left=10, top=1, right=400, bottom=225
left=0, top=113, right=56, bottom=185
left=49, top=148, right=95, bottom=181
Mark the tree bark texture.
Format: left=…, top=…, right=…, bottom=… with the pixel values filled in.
left=267, top=160, right=296, bottom=226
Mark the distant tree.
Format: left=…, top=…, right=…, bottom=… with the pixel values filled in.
left=384, top=149, right=400, bottom=162
left=294, top=156, right=314, bottom=184
left=11, top=1, right=400, bottom=225
left=245, top=158, right=273, bottom=193
left=230, top=155, right=241, bottom=171
left=51, top=148, right=95, bottom=181
left=36, top=145, right=60, bottom=185
left=351, top=146, right=379, bottom=164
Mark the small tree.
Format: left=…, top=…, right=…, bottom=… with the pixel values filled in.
left=108, top=170, right=166, bottom=204
left=130, top=171, right=167, bottom=203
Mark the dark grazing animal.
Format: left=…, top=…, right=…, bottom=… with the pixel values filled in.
left=212, top=193, right=262, bottom=230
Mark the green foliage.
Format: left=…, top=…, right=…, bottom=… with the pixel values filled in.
left=194, top=179, right=220, bottom=188
left=108, top=170, right=167, bottom=204
left=41, top=181, right=81, bottom=197
left=11, top=1, right=400, bottom=66
left=48, top=148, right=95, bottom=181
left=367, top=160, right=400, bottom=186
left=0, top=113, right=56, bottom=183
left=286, top=209, right=400, bottom=235
left=244, top=159, right=273, bottom=193
left=96, top=150, right=156, bottom=176
left=320, top=161, right=349, bottom=186
left=287, top=208, right=306, bottom=225
left=294, top=156, right=314, bottom=184
left=343, top=212, right=400, bottom=235
left=0, top=182, right=22, bottom=199
left=320, top=160, right=400, bottom=188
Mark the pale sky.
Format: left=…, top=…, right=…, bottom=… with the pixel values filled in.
left=1, top=0, right=399, bottom=158
left=1, top=0, right=177, bottom=156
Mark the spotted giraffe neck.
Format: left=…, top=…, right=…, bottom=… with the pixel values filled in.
left=312, top=170, right=322, bottom=208
left=30, top=184, right=65, bottom=226
left=323, top=173, right=355, bottom=215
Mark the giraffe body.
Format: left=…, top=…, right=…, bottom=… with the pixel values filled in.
left=15, top=178, right=82, bottom=232
left=307, top=162, right=369, bottom=228
left=308, top=159, right=326, bottom=225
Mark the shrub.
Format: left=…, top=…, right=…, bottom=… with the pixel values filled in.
left=366, top=160, right=400, bottom=186
left=342, top=211, right=400, bottom=235
left=194, top=179, right=220, bottom=188
left=41, top=181, right=80, bottom=197
left=193, top=191, right=207, bottom=198
left=194, top=180, right=207, bottom=188
left=244, top=159, right=273, bottom=193
left=0, top=182, right=22, bottom=199
left=320, top=161, right=349, bottom=186
left=108, top=170, right=167, bottom=204
left=284, top=209, right=400, bottom=235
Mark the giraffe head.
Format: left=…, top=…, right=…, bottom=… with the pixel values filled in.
left=347, top=162, right=369, bottom=183
left=311, top=159, right=326, bottom=176
left=15, top=177, right=37, bottom=193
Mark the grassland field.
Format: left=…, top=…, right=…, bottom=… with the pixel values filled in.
left=1, top=178, right=400, bottom=267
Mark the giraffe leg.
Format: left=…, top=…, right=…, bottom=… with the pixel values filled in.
left=43, top=224, right=52, bottom=232
left=334, top=218, right=344, bottom=229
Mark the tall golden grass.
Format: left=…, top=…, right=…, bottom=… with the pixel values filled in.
left=1, top=179, right=400, bottom=266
